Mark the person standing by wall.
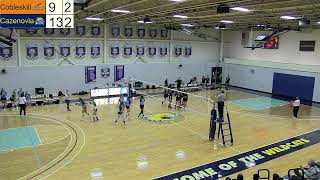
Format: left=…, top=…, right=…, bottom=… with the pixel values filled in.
left=216, top=90, right=225, bottom=121
left=17, top=88, right=23, bottom=97
left=18, top=93, right=27, bottom=116
left=1, top=88, right=8, bottom=110
left=225, top=75, right=231, bottom=90
left=175, top=77, right=182, bottom=90
left=292, top=97, right=300, bottom=119
left=10, top=89, right=17, bottom=109
left=164, top=78, right=168, bottom=87
left=65, top=90, right=71, bottom=111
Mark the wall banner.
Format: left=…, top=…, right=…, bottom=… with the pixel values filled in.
left=159, top=46, right=168, bottom=56
left=160, top=29, right=168, bottom=38
left=76, top=45, right=86, bottom=58
left=136, top=45, right=145, bottom=56
left=149, top=46, right=156, bottom=56
left=111, top=44, right=120, bottom=57
left=111, top=25, right=120, bottom=37
left=60, top=28, right=71, bottom=36
left=76, top=25, right=86, bottom=36
left=149, top=28, right=157, bottom=38
left=124, top=26, right=133, bottom=37
left=124, top=45, right=133, bottom=56
left=101, top=66, right=111, bottom=78
left=91, top=45, right=101, bottom=58
left=60, top=45, right=71, bottom=57
left=43, top=28, right=54, bottom=35
left=44, top=44, right=55, bottom=59
left=85, top=66, right=96, bottom=84
left=26, top=44, right=38, bottom=60
left=175, top=45, right=182, bottom=56
left=185, top=45, right=192, bottom=56
left=137, top=27, right=145, bottom=38
left=91, top=26, right=101, bottom=36
left=0, top=47, right=13, bottom=60
left=114, top=65, right=124, bottom=82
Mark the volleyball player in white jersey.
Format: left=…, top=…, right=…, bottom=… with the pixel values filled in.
left=92, top=100, right=99, bottom=122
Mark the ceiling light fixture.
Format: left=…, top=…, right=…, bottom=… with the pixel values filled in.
left=230, top=7, right=251, bottom=12
left=85, top=16, right=103, bottom=21
left=317, top=21, right=320, bottom=24
left=111, top=9, right=130, bottom=13
left=173, top=14, right=188, bottom=19
left=280, top=16, right=299, bottom=20
left=181, top=24, right=193, bottom=27
left=137, top=20, right=152, bottom=24
left=220, top=20, right=234, bottom=23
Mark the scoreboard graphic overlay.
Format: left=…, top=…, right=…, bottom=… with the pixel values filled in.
left=0, top=0, right=74, bottom=28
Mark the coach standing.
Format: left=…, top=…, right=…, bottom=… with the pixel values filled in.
left=65, top=90, right=71, bottom=111
left=292, top=97, right=300, bottom=119
left=18, top=93, right=27, bottom=116
left=216, top=90, right=225, bottom=121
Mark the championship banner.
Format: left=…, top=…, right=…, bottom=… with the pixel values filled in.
left=136, top=45, right=145, bottom=56
left=91, top=45, right=101, bottom=58
left=124, top=26, right=133, bottom=37
left=160, top=29, right=168, bottom=38
left=60, top=45, right=71, bottom=57
left=0, top=47, right=13, bottom=60
left=85, top=66, right=96, bottom=84
left=26, top=29, right=37, bottom=35
left=124, top=45, right=133, bottom=56
left=149, top=28, right=157, bottom=38
left=160, top=46, right=168, bottom=56
left=111, top=44, right=120, bottom=57
left=185, top=45, right=192, bottom=56
left=91, top=26, right=101, bottom=36
left=137, top=27, right=145, bottom=38
left=26, top=45, right=38, bottom=60
left=76, top=25, right=86, bottom=36
left=175, top=45, right=182, bottom=56
left=44, top=44, right=55, bottom=59
left=114, top=65, right=124, bottom=82
left=111, top=26, right=120, bottom=37
left=60, top=28, right=71, bottom=36
left=76, top=45, right=86, bottom=58
left=148, top=47, right=156, bottom=56
left=43, top=28, right=54, bottom=35
left=101, top=66, right=110, bottom=78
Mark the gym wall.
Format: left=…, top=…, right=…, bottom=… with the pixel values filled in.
left=223, top=30, right=320, bottom=103
left=0, top=24, right=219, bottom=94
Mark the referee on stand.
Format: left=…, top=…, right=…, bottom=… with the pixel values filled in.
left=216, top=90, right=225, bottom=121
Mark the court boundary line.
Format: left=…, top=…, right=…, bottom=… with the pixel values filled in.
left=20, top=113, right=78, bottom=180
left=152, top=128, right=320, bottom=179
left=35, top=128, right=42, bottom=144
left=34, top=113, right=86, bottom=180
left=2, top=114, right=76, bottom=180
left=0, top=125, right=70, bottom=153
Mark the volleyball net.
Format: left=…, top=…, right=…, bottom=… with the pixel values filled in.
left=130, top=78, right=221, bottom=118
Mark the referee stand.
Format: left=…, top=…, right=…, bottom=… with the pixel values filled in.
left=209, top=106, right=234, bottom=147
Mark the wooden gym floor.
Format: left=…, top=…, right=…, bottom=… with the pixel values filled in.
left=0, top=89, right=319, bottom=180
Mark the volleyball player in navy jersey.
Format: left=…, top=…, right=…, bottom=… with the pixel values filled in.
left=115, top=101, right=126, bottom=124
